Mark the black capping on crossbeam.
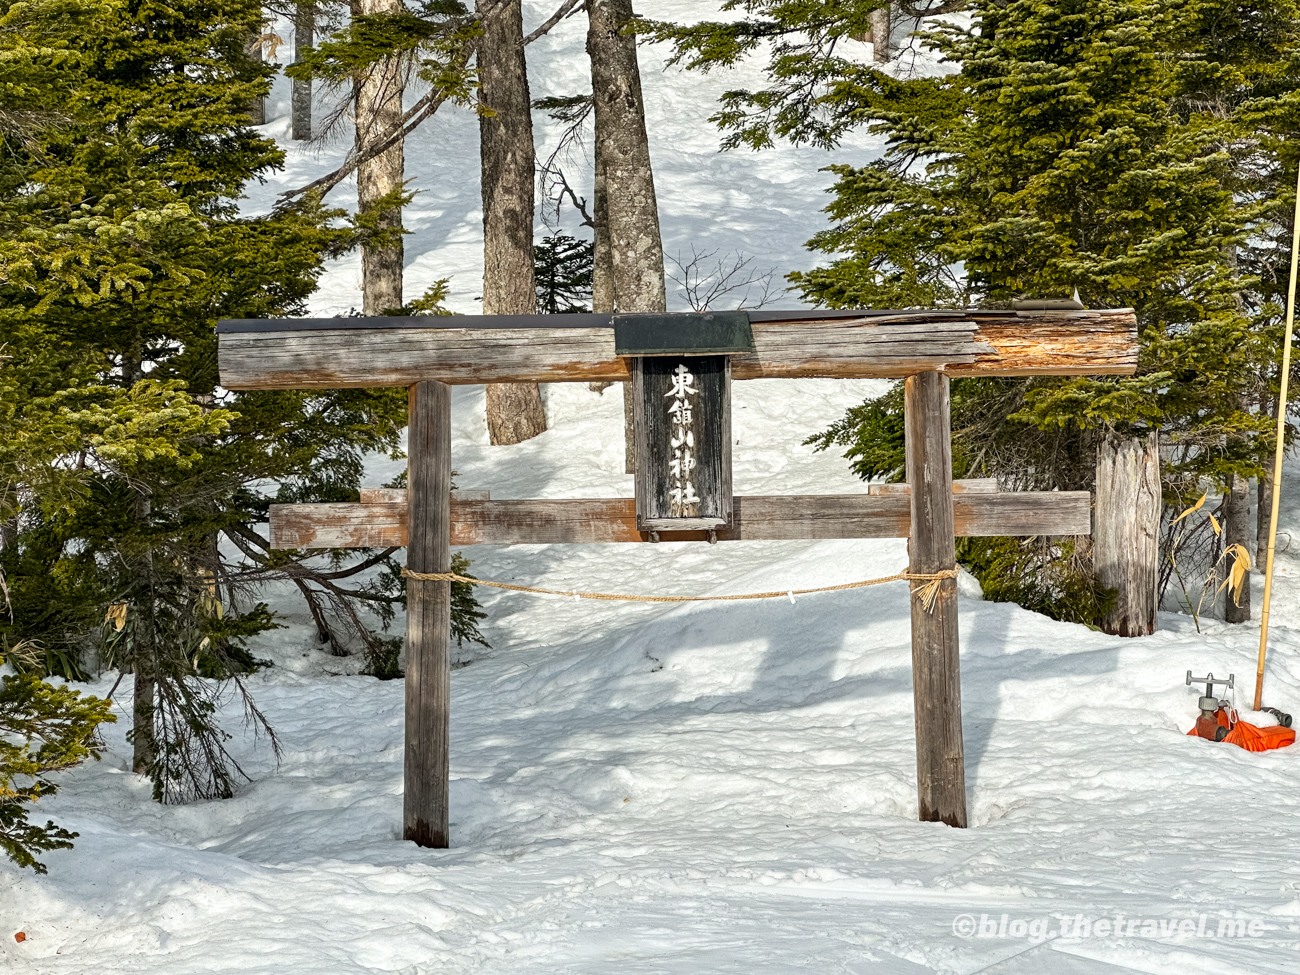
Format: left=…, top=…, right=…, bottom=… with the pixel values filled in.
left=214, top=308, right=973, bottom=334
left=614, top=311, right=754, bottom=355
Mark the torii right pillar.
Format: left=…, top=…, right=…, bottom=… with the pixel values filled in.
left=904, top=372, right=968, bottom=828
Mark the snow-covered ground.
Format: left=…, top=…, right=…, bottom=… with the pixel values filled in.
left=6, top=4, right=1300, bottom=973
left=8, top=378, right=1300, bottom=974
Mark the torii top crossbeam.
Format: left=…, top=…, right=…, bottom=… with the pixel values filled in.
left=217, top=307, right=1138, bottom=389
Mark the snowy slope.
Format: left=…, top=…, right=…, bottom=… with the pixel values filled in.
left=8, top=389, right=1300, bottom=973
left=6, top=5, right=1300, bottom=974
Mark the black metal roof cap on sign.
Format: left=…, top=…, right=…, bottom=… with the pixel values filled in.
left=613, top=310, right=754, bottom=356
left=213, top=308, right=963, bottom=335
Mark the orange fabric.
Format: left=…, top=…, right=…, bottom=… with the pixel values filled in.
left=1224, top=720, right=1296, bottom=752
left=1186, top=708, right=1295, bottom=752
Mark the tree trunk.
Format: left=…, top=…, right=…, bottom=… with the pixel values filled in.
left=1096, top=433, right=1160, bottom=637
left=132, top=661, right=156, bottom=775
left=870, top=4, right=892, bottom=62
left=592, top=140, right=614, bottom=316
left=587, top=138, right=616, bottom=393
left=120, top=347, right=156, bottom=775
left=248, top=32, right=266, bottom=125
left=478, top=0, right=547, bottom=445
left=1223, top=473, right=1252, bottom=623
left=293, top=4, right=315, bottom=141
left=355, top=0, right=405, bottom=315
left=130, top=492, right=156, bottom=777
left=1257, top=470, right=1274, bottom=570
left=588, top=0, right=666, bottom=473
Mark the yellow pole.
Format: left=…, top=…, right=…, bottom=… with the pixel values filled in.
left=1254, top=166, right=1300, bottom=712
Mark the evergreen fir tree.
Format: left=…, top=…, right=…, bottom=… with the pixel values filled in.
left=659, top=0, right=1300, bottom=621
left=0, top=666, right=114, bottom=872
left=1, top=0, right=485, bottom=803
left=534, top=233, right=595, bottom=313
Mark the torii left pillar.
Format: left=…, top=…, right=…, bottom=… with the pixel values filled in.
left=405, top=380, right=452, bottom=847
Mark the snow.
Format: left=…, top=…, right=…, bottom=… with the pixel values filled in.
left=6, top=4, right=1300, bottom=973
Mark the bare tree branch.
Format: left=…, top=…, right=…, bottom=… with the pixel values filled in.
left=898, top=1, right=970, bottom=18
left=523, top=0, right=583, bottom=45
left=535, top=95, right=595, bottom=229
left=667, top=246, right=784, bottom=311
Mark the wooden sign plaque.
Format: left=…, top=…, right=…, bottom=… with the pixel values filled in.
left=632, top=355, right=733, bottom=531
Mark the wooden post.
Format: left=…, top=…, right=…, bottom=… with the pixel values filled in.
left=903, top=372, right=967, bottom=829
left=1095, top=433, right=1160, bottom=637
left=404, top=381, right=452, bottom=848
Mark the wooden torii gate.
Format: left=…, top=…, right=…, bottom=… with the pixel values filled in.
left=217, top=306, right=1137, bottom=845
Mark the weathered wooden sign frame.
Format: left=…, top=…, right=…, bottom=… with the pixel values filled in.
left=218, top=307, right=1138, bottom=843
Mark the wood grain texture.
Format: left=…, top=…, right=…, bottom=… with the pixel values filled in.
left=633, top=356, right=732, bottom=530
left=404, top=381, right=451, bottom=849
left=268, top=491, right=1090, bottom=549
left=218, top=309, right=1137, bottom=389
left=904, top=373, right=967, bottom=830
left=360, top=488, right=489, bottom=503
left=870, top=478, right=997, bottom=496
left=1096, top=433, right=1160, bottom=638
left=367, top=480, right=992, bottom=502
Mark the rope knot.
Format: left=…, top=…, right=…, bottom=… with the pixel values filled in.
left=901, top=568, right=960, bottom=611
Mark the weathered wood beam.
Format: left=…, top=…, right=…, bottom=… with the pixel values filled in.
left=268, top=491, right=1091, bottom=549
left=218, top=309, right=1137, bottom=390
left=904, top=372, right=967, bottom=829
left=363, top=481, right=990, bottom=505
left=869, top=478, right=997, bottom=496
left=1096, top=433, right=1160, bottom=637
left=404, top=381, right=451, bottom=849
left=360, top=487, right=490, bottom=503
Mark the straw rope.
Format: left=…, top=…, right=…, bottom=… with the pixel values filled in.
left=401, top=567, right=959, bottom=611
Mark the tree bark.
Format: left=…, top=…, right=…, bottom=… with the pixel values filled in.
left=1257, top=470, right=1273, bottom=570
left=132, top=664, right=156, bottom=775
left=248, top=32, right=266, bottom=125
left=1096, top=433, right=1160, bottom=637
left=870, top=4, right=892, bottom=62
left=292, top=4, right=315, bottom=141
left=588, top=0, right=666, bottom=472
left=355, top=0, right=405, bottom=316
left=592, top=139, right=614, bottom=316
left=121, top=346, right=156, bottom=775
left=1223, top=473, right=1252, bottom=623
left=131, top=485, right=155, bottom=777
left=587, top=137, right=616, bottom=393
left=479, top=0, right=547, bottom=445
